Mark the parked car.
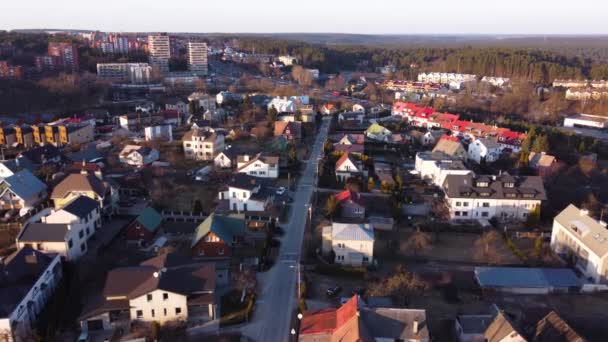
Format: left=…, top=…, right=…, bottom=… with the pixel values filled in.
left=276, top=187, right=287, bottom=195
left=326, top=286, right=342, bottom=297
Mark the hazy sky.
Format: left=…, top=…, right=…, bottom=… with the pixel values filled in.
left=2, top=0, right=605, bottom=34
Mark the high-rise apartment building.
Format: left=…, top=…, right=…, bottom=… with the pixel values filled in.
left=188, top=41, right=208, bottom=76
left=97, top=63, right=152, bottom=84
left=148, top=34, right=170, bottom=74
left=48, top=42, right=79, bottom=72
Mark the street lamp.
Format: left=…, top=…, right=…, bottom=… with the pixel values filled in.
left=297, top=313, right=303, bottom=320
left=291, top=329, right=296, bottom=335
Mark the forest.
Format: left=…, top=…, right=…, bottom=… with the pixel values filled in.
left=235, top=37, right=608, bottom=83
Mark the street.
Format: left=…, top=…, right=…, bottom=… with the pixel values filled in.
left=239, top=117, right=331, bottom=341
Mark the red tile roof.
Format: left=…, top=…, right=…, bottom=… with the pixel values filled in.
left=162, top=109, right=180, bottom=119
left=335, top=190, right=366, bottom=207
left=439, top=134, right=459, bottom=142
left=300, top=296, right=359, bottom=336
left=336, top=152, right=356, bottom=170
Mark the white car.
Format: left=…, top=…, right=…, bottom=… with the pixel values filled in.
left=276, top=187, right=287, bottom=195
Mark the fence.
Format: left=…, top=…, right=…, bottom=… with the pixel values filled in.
left=161, top=210, right=207, bottom=223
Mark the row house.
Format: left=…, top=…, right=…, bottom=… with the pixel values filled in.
left=552, top=79, right=590, bottom=88
left=418, top=72, right=476, bottom=84
left=442, top=173, right=546, bottom=221
left=481, top=76, right=510, bottom=87
left=415, top=152, right=473, bottom=187
left=565, top=88, right=608, bottom=100
left=0, top=247, right=62, bottom=342
left=118, top=113, right=164, bottom=132
left=44, top=123, right=94, bottom=147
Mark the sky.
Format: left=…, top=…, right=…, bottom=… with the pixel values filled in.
left=1, top=0, right=606, bottom=35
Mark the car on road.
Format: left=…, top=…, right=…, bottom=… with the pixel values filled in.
left=326, top=286, right=342, bottom=297
left=276, top=187, right=287, bottom=195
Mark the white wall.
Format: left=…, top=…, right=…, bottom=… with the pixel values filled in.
left=238, top=161, right=278, bottom=178
left=130, top=289, right=188, bottom=324
left=332, top=238, right=374, bottom=266
left=447, top=198, right=540, bottom=221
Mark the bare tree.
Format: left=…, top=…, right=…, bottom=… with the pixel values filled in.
left=324, top=195, right=338, bottom=219
left=404, top=227, right=432, bottom=256
left=367, top=265, right=429, bottom=305
left=474, top=230, right=505, bottom=265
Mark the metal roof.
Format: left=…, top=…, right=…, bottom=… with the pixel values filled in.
left=331, top=223, right=374, bottom=241
left=475, top=267, right=581, bottom=289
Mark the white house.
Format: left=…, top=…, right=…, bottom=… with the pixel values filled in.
left=443, top=173, right=546, bottom=221
left=322, top=223, right=374, bottom=266
left=182, top=128, right=225, bottom=161
left=468, top=138, right=501, bottom=164
left=188, top=92, right=217, bottom=112
left=414, top=152, right=473, bottom=187
left=164, top=98, right=188, bottom=115
left=0, top=170, right=48, bottom=217
left=338, top=112, right=365, bottom=125
left=563, top=114, right=608, bottom=129
left=267, top=97, right=296, bottom=113
left=213, top=149, right=237, bottom=169
left=119, top=145, right=160, bottom=167
left=236, top=153, right=279, bottom=179
left=352, top=104, right=365, bottom=113
left=551, top=204, right=608, bottom=284
left=17, top=196, right=101, bottom=261
left=0, top=247, right=62, bottom=342
left=79, top=254, right=216, bottom=332
left=218, top=174, right=273, bottom=212
left=335, top=153, right=364, bottom=182
left=144, top=125, right=173, bottom=142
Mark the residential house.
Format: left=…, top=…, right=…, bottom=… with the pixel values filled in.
left=19, top=145, right=62, bottom=167
left=0, top=127, right=16, bottom=146
left=533, top=311, right=587, bottom=342
left=334, top=190, right=366, bottom=219
left=468, top=138, right=501, bottom=164
left=421, top=129, right=445, bottom=146
left=352, top=104, right=365, bottom=113
left=432, top=136, right=467, bottom=160
left=274, top=121, right=302, bottom=141
left=374, top=161, right=396, bottom=188
left=484, top=311, right=526, bottom=342
left=118, top=112, right=164, bottom=132
left=331, top=133, right=365, bottom=146
left=161, top=110, right=181, bottom=128
left=18, top=196, right=100, bottom=261
left=13, top=125, right=35, bottom=148
left=236, top=153, right=279, bottom=179
left=528, top=152, right=559, bottom=177
left=322, top=223, right=374, bottom=266
left=299, top=296, right=429, bottom=342
left=65, top=144, right=104, bottom=164
left=191, top=212, right=265, bottom=258
left=443, top=173, right=546, bottom=221
left=338, top=112, right=365, bottom=125
left=335, top=153, right=364, bottom=182
left=455, top=312, right=497, bottom=342
left=119, top=145, right=159, bottom=167
left=44, top=123, right=94, bottom=147
left=51, top=172, right=118, bottom=215
left=213, top=149, right=238, bottom=169
left=0, top=247, right=62, bottom=342
left=551, top=204, right=608, bottom=284
left=415, top=151, right=472, bottom=187
left=365, top=123, right=392, bottom=143
left=334, top=143, right=364, bottom=156
left=481, top=76, right=510, bottom=88
left=0, top=170, right=48, bottom=216
left=218, top=173, right=274, bottom=213
left=144, top=125, right=173, bottom=142
left=79, top=253, right=217, bottom=331
left=321, top=103, right=337, bottom=115
left=0, top=157, right=36, bottom=179
left=216, top=91, right=244, bottom=106
left=164, top=97, right=188, bottom=115
left=188, top=92, right=217, bottom=112
left=182, top=128, right=225, bottom=161
left=126, top=207, right=163, bottom=244
left=267, top=97, right=296, bottom=113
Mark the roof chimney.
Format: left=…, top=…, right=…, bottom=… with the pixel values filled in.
left=243, top=155, right=249, bottom=162
left=413, top=320, right=419, bottom=334
left=600, top=221, right=607, bottom=228
left=580, top=209, right=589, bottom=216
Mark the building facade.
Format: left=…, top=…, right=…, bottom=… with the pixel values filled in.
left=188, top=42, right=208, bottom=76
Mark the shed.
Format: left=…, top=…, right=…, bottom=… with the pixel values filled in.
left=474, top=267, right=581, bottom=294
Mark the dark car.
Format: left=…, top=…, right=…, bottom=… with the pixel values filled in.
left=326, top=286, right=342, bottom=297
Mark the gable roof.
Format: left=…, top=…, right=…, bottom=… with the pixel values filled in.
left=528, top=152, right=557, bottom=168
left=331, top=223, right=374, bottom=241
left=443, top=173, right=546, bottom=201
left=227, top=173, right=265, bottom=191
left=334, top=144, right=364, bottom=154
left=51, top=173, right=108, bottom=199
left=300, top=295, right=359, bottom=337
left=135, top=207, right=163, bottom=232
left=366, top=123, right=391, bottom=135
left=18, top=223, right=70, bottom=243
left=61, top=196, right=99, bottom=218
left=0, top=156, right=35, bottom=174
left=274, top=121, right=302, bottom=138
left=553, top=204, right=608, bottom=258
left=533, top=311, right=587, bottom=342
left=336, top=152, right=359, bottom=171
left=485, top=312, right=522, bottom=342
left=433, top=138, right=465, bottom=157
left=20, top=145, right=62, bottom=164
left=335, top=190, right=365, bottom=207
left=191, top=213, right=246, bottom=247
left=475, top=137, right=501, bottom=150
left=1, top=169, right=47, bottom=200
left=236, top=153, right=279, bottom=171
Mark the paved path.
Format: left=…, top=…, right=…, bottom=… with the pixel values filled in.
left=238, top=117, right=331, bottom=342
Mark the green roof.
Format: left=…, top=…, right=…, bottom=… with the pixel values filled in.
left=191, top=212, right=246, bottom=247
left=135, top=207, right=163, bottom=232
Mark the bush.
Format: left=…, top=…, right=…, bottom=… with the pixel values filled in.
left=506, top=238, right=528, bottom=263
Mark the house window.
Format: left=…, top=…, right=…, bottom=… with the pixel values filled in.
left=218, top=248, right=224, bottom=255
left=80, top=243, right=86, bottom=252
left=463, top=202, right=469, bottom=207
left=163, top=293, right=168, bottom=301
left=455, top=211, right=461, bottom=216
left=164, top=308, right=167, bottom=316
left=250, top=171, right=257, bottom=175
left=175, top=307, right=182, bottom=315
left=232, top=192, right=236, bottom=198
left=259, top=171, right=266, bottom=175
left=186, top=143, right=191, bottom=147
left=78, top=230, right=84, bottom=239
left=86, top=228, right=90, bottom=236
left=68, top=239, right=73, bottom=248
left=242, top=192, right=247, bottom=198
left=462, top=212, right=468, bottom=216
left=136, top=310, right=143, bottom=318
left=482, top=203, right=490, bottom=207
left=151, top=309, right=155, bottom=317
left=147, top=294, right=153, bottom=302
left=481, top=212, right=489, bottom=217
left=456, top=202, right=461, bottom=206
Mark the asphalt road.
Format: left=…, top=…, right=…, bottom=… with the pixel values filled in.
left=239, top=117, right=331, bottom=342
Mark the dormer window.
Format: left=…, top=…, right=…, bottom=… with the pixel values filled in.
left=479, top=191, right=491, bottom=197
left=476, top=181, right=489, bottom=187
left=504, top=182, right=515, bottom=188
